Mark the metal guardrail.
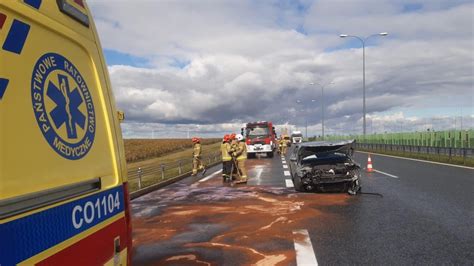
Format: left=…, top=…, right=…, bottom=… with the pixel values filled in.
left=127, top=151, right=222, bottom=191
left=355, top=143, right=474, bottom=162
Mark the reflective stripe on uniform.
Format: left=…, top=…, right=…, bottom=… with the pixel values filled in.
left=221, top=143, right=232, bottom=161
left=193, top=143, right=202, bottom=157
left=236, top=142, right=247, bottom=160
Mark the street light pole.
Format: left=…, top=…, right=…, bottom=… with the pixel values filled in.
left=296, top=100, right=308, bottom=139
left=363, top=41, right=366, bottom=135
left=309, top=81, right=334, bottom=140
left=339, top=32, right=388, bottom=135
left=305, top=119, right=307, bottom=140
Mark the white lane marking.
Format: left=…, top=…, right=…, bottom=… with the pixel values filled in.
left=198, top=169, right=222, bottom=182
left=356, top=151, right=474, bottom=170
left=285, top=179, right=294, bottom=187
left=283, top=165, right=288, bottom=169
left=282, top=160, right=287, bottom=163
left=373, top=169, right=399, bottom=178
left=293, top=229, right=318, bottom=266
left=284, top=171, right=291, bottom=176
left=254, top=167, right=264, bottom=185
left=255, top=167, right=263, bottom=179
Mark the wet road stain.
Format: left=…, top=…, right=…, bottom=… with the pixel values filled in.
left=166, top=254, right=211, bottom=265
left=132, top=181, right=352, bottom=265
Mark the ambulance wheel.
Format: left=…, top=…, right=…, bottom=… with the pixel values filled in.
left=267, top=152, right=274, bottom=158
left=248, top=153, right=255, bottom=159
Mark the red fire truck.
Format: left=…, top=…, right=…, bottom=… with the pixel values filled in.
left=242, top=121, right=277, bottom=158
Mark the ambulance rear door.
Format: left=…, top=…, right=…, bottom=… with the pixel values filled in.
left=0, top=0, right=129, bottom=264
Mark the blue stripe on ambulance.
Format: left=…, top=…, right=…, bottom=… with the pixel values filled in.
left=2, top=19, right=30, bottom=54
left=0, top=78, right=9, bottom=99
left=0, top=186, right=125, bottom=266
left=24, top=0, right=42, bottom=9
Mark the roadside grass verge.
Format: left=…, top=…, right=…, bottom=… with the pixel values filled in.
left=357, top=148, right=474, bottom=167
left=127, top=142, right=221, bottom=192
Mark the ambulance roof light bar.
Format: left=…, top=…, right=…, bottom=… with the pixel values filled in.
left=57, top=0, right=90, bottom=27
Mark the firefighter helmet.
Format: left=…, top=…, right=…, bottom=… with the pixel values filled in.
left=223, top=134, right=230, bottom=142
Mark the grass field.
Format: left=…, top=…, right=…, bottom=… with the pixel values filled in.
left=124, top=138, right=220, bottom=163
left=126, top=141, right=221, bottom=169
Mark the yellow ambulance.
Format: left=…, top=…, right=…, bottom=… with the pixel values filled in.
left=0, top=0, right=132, bottom=265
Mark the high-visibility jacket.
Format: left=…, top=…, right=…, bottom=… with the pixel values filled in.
left=193, top=143, right=202, bottom=157
left=236, top=142, right=247, bottom=160
left=221, top=142, right=232, bottom=161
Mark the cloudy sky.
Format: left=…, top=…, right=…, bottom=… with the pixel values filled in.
left=88, top=0, right=473, bottom=138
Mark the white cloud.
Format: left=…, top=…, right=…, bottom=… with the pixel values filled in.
left=88, top=0, right=474, bottom=137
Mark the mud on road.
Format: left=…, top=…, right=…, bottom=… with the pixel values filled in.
left=131, top=177, right=353, bottom=266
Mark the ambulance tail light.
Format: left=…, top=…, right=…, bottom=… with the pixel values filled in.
left=265, top=138, right=271, bottom=144
left=122, top=182, right=133, bottom=265
left=246, top=138, right=250, bottom=145
left=0, top=12, right=6, bottom=29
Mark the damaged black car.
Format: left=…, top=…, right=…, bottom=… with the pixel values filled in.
left=289, top=140, right=361, bottom=195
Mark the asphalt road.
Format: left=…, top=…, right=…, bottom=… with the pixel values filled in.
left=131, top=148, right=474, bottom=265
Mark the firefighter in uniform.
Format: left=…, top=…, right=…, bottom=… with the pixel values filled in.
left=221, top=134, right=232, bottom=181
left=281, top=136, right=288, bottom=155
left=278, top=136, right=284, bottom=154
left=234, top=134, right=248, bottom=182
left=192, top=137, right=206, bottom=176
left=228, top=133, right=239, bottom=180
left=229, top=133, right=238, bottom=157
left=229, top=133, right=237, bottom=146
